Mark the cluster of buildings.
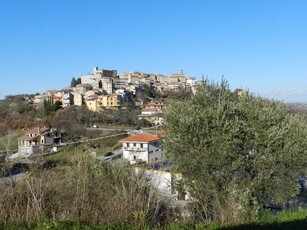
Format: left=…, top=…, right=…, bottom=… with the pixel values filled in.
left=17, top=126, right=164, bottom=165
left=31, top=67, right=202, bottom=125
left=15, top=126, right=189, bottom=202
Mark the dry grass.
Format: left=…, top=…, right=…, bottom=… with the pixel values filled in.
left=0, top=153, right=170, bottom=227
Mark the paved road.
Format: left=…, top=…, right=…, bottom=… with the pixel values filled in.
left=87, top=127, right=130, bottom=132
left=94, top=147, right=123, bottom=162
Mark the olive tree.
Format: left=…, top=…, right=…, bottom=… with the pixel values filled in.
left=163, top=80, right=307, bottom=221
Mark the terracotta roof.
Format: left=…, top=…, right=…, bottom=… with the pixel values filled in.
left=120, top=133, right=159, bottom=143
left=155, top=130, right=168, bottom=137
left=24, top=127, right=50, bottom=135
left=142, top=108, right=157, bottom=112
left=18, top=135, right=40, bottom=141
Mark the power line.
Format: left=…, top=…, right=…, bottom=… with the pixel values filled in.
left=1, top=124, right=165, bottom=153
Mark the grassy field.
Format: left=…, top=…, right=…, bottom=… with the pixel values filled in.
left=1, top=209, right=307, bottom=229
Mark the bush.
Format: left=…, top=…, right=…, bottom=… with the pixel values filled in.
left=0, top=154, right=170, bottom=227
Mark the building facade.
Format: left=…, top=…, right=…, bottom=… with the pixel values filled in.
left=120, top=133, right=162, bottom=164
left=18, top=127, right=62, bottom=155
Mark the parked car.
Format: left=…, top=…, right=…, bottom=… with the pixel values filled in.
left=103, top=152, right=114, bottom=160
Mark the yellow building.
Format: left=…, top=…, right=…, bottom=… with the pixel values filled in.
left=86, top=93, right=122, bottom=112
left=85, top=95, right=98, bottom=112
left=98, top=93, right=122, bottom=109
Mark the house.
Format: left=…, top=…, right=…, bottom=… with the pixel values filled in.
left=120, top=133, right=162, bottom=164
left=114, top=77, right=129, bottom=89
left=138, top=113, right=164, bottom=125
left=85, top=93, right=122, bottom=111
left=167, top=83, right=181, bottom=92
left=186, top=77, right=196, bottom=87
left=33, top=94, right=51, bottom=109
left=74, top=84, right=87, bottom=94
left=138, top=100, right=167, bottom=125
left=71, top=92, right=83, bottom=106
left=97, top=93, right=122, bottom=110
left=144, top=100, right=167, bottom=111
left=80, top=74, right=99, bottom=89
left=18, top=127, right=62, bottom=155
left=85, top=95, right=98, bottom=112
left=61, top=92, right=73, bottom=107
left=141, top=107, right=158, bottom=115
left=102, top=80, right=114, bottom=94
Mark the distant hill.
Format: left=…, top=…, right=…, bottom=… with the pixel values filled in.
left=285, top=102, right=307, bottom=113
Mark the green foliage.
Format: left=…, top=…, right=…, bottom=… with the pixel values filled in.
left=164, top=80, right=307, bottom=221
left=53, top=100, right=62, bottom=111
left=70, top=77, right=77, bottom=87
left=43, top=100, right=62, bottom=116
left=76, top=78, right=81, bottom=85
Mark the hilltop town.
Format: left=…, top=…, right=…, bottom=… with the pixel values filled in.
left=5, top=67, right=203, bottom=127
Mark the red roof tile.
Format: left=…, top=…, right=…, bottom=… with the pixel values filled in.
left=142, top=108, right=157, bottom=112
left=120, top=133, right=159, bottom=143
left=155, top=130, right=168, bottom=137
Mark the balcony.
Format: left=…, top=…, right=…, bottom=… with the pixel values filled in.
left=124, top=147, right=146, bottom=152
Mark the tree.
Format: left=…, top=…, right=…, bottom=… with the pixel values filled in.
left=76, top=77, right=81, bottom=85
left=53, top=100, right=62, bottom=111
left=70, top=77, right=77, bottom=87
left=43, top=100, right=53, bottom=116
left=0, top=130, right=16, bottom=156
left=163, top=80, right=307, bottom=221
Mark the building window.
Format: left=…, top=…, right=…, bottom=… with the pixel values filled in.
left=133, top=143, right=136, bottom=147
left=140, top=143, right=143, bottom=148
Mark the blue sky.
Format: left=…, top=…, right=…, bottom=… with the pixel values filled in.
left=1, top=0, right=307, bottom=102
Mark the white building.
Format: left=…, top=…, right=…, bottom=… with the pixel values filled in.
left=33, top=94, right=50, bottom=109
left=103, top=80, right=113, bottom=94
left=141, top=108, right=158, bottom=115
left=74, top=84, right=87, bottom=94
left=71, top=92, right=83, bottom=106
left=186, top=77, right=196, bottom=86
left=80, top=74, right=100, bottom=89
left=61, top=92, right=73, bottom=107
left=114, top=77, right=129, bottom=89
left=120, top=133, right=162, bottom=164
